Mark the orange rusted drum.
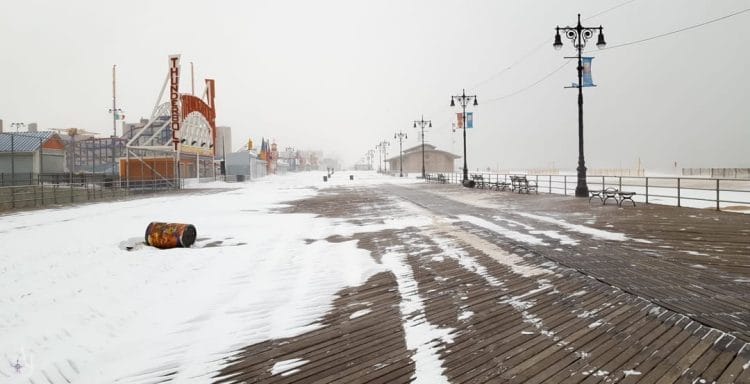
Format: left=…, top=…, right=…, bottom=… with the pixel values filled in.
left=145, top=222, right=197, bottom=249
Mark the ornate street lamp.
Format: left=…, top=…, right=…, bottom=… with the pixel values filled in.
left=413, top=116, right=432, bottom=179
left=394, top=131, right=408, bottom=177
left=376, top=140, right=390, bottom=173
left=450, top=89, right=478, bottom=184
left=554, top=13, right=606, bottom=197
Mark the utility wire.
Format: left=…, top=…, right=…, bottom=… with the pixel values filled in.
left=484, top=60, right=573, bottom=103
left=469, top=0, right=639, bottom=90
left=414, top=3, right=750, bottom=147
left=485, top=7, right=750, bottom=105
left=595, top=7, right=750, bottom=52
left=584, top=0, right=638, bottom=21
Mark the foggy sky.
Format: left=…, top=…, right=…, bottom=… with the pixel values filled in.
left=1, top=0, right=748, bottom=171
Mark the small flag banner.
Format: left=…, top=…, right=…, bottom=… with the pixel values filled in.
left=582, top=57, right=595, bottom=87
left=456, top=113, right=464, bottom=129
left=466, top=112, right=474, bottom=129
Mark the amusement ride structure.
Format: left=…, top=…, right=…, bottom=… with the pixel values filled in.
left=121, top=55, right=217, bottom=187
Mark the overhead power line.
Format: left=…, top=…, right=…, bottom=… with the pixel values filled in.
left=596, top=7, right=750, bottom=52
left=486, top=7, right=750, bottom=105
left=584, top=0, right=638, bottom=20
left=484, top=60, right=573, bottom=103
left=470, top=0, right=639, bottom=90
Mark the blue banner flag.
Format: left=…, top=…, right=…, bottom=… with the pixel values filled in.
left=466, top=112, right=474, bottom=129
left=581, top=57, right=595, bottom=87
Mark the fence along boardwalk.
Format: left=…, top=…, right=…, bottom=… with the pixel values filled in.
left=211, top=184, right=750, bottom=383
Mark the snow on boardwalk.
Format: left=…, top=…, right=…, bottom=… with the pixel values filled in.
left=1, top=171, right=750, bottom=383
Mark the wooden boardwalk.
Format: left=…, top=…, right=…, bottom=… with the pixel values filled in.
left=215, top=183, right=750, bottom=383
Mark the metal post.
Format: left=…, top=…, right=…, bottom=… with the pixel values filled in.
left=421, top=127, right=425, bottom=178
left=677, top=177, right=681, bottom=207
left=111, top=65, right=118, bottom=177
left=39, top=137, right=43, bottom=185
left=574, top=39, right=589, bottom=197
left=10, top=134, right=15, bottom=186
left=645, top=177, right=649, bottom=204
left=549, top=175, right=552, bottom=194
left=716, top=179, right=720, bottom=211
left=554, top=14, right=605, bottom=197
left=462, top=104, right=467, bottom=182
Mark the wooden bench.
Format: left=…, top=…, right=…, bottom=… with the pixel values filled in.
left=471, top=174, right=485, bottom=189
left=492, top=181, right=511, bottom=191
left=602, top=187, right=619, bottom=205
left=589, top=188, right=637, bottom=207
left=510, top=176, right=537, bottom=194
left=617, top=191, right=636, bottom=207
left=589, top=189, right=604, bottom=203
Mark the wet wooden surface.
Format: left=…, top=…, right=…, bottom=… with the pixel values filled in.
left=216, top=182, right=750, bottom=383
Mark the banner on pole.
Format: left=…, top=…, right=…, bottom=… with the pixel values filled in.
left=581, top=57, right=595, bottom=87
left=466, top=112, right=474, bottom=129
left=456, top=113, right=464, bottom=129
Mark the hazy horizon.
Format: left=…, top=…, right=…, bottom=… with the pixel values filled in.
left=1, top=0, right=748, bottom=171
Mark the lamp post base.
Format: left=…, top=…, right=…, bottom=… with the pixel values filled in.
left=575, top=164, right=589, bottom=197
left=575, top=184, right=589, bottom=197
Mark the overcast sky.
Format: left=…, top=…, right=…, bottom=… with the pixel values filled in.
left=1, top=0, right=748, bottom=171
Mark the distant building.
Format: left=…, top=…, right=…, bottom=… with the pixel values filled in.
left=0, top=131, right=67, bottom=174
left=386, top=144, right=459, bottom=174
left=216, top=126, right=232, bottom=159
left=225, top=150, right=267, bottom=180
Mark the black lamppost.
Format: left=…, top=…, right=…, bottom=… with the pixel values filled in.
left=413, top=115, right=432, bottom=179
left=450, top=89, right=478, bottom=183
left=366, top=149, right=375, bottom=170
left=377, top=140, right=390, bottom=173
left=394, top=130, right=407, bottom=177
left=374, top=144, right=382, bottom=172
left=554, top=13, right=606, bottom=197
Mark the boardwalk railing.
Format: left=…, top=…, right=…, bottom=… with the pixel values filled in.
left=0, top=174, right=184, bottom=212
left=426, top=172, right=750, bottom=212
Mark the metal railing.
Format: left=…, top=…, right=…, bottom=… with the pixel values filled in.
left=0, top=173, right=183, bottom=212
left=425, top=172, right=750, bottom=212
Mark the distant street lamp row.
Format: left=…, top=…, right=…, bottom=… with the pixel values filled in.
left=367, top=14, right=605, bottom=195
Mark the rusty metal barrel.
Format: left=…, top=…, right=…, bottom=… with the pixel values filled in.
left=145, top=222, right=197, bottom=249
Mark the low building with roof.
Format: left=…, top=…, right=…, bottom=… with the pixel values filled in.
left=386, top=144, right=459, bottom=174
left=0, top=132, right=67, bottom=176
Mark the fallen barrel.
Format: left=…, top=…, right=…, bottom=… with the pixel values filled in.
left=145, top=222, right=197, bottom=249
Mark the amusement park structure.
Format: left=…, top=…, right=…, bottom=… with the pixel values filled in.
left=120, top=54, right=217, bottom=187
